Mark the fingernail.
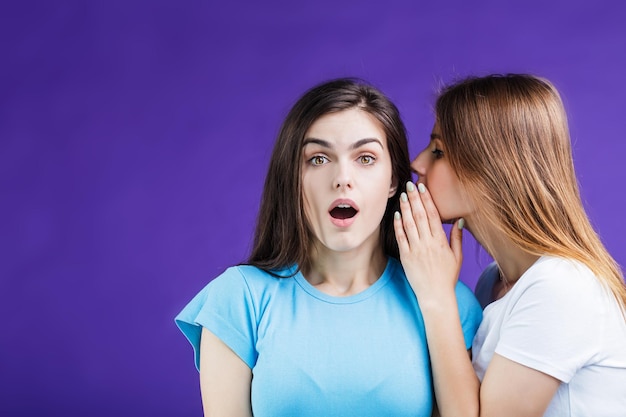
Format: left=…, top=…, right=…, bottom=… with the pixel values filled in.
left=457, top=218, right=465, bottom=230
left=418, top=183, right=426, bottom=194
left=400, top=192, right=408, bottom=202
left=406, top=181, right=415, bottom=192
left=394, top=211, right=401, bottom=220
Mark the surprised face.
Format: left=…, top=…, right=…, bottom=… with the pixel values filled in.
left=301, top=108, right=396, bottom=256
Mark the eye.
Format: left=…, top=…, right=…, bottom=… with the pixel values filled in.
left=431, top=148, right=444, bottom=159
left=309, top=155, right=329, bottom=166
left=358, top=155, right=376, bottom=165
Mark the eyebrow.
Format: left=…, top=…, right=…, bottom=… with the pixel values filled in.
left=430, top=133, right=442, bottom=141
left=303, top=137, right=384, bottom=150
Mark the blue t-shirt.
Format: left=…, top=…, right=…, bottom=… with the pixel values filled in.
left=175, top=257, right=482, bottom=417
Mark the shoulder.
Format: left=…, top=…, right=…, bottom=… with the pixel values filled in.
left=453, top=278, right=483, bottom=347
left=492, top=257, right=614, bottom=381
left=454, top=280, right=483, bottom=320
left=180, top=264, right=296, bottom=315
left=386, top=257, right=404, bottom=277
left=455, top=279, right=478, bottom=303
left=517, top=256, right=600, bottom=296
left=474, top=262, right=499, bottom=308
left=506, top=256, right=607, bottom=320
left=176, top=264, right=295, bottom=325
left=208, top=264, right=294, bottom=291
left=174, top=265, right=289, bottom=370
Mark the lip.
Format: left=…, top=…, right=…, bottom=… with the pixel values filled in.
left=328, top=198, right=359, bottom=228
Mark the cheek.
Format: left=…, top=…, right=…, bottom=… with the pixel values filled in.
left=301, top=197, right=320, bottom=237
left=301, top=179, right=315, bottom=219
left=426, top=165, right=453, bottom=191
left=427, top=166, right=464, bottom=214
left=366, top=170, right=395, bottom=208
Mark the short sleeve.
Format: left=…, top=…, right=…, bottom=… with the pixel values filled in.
left=495, top=261, right=602, bottom=383
left=455, top=281, right=483, bottom=349
left=174, top=267, right=259, bottom=370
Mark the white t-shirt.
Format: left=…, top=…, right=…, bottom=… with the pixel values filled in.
left=472, top=256, right=626, bottom=417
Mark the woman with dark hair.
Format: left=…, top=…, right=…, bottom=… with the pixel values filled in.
left=175, top=78, right=482, bottom=416
left=395, top=74, right=626, bottom=416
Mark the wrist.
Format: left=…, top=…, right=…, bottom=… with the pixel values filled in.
left=416, top=291, right=458, bottom=315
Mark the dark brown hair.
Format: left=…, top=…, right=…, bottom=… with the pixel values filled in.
left=247, top=78, right=411, bottom=273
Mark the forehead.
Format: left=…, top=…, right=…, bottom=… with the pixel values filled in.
left=305, top=108, right=386, bottom=145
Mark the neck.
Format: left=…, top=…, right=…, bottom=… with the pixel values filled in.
left=466, top=219, right=540, bottom=288
left=303, top=242, right=387, bottom=297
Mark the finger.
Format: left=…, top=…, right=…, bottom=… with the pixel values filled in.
left=399, top=190, right=421, bottom=245
left=405, top=181, right=432, bottom=239
left=393, top=211, right=410, bottom=253
left=450, top=218, right=465, bottom=266
left=416, top=182, right=445, bottom=239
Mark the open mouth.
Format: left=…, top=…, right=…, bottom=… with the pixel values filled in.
left=330, top=203, right=358, bottom=220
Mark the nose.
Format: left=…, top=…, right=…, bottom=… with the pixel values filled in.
left=411, top=148, right=430, bottom=180
left=334, top=160, right=353, bottom=189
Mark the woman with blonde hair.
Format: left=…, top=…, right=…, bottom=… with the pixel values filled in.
left=395, top=74, right=626, bottom=416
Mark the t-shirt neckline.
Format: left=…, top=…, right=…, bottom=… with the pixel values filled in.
left=293, top=258, right=395, bottom=304
left=484, top=255, right=550, bottom=313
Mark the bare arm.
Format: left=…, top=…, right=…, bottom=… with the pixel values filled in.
left=479, top=354, right=560, bottom=417
left=417, top=287, right=480, bottom=417
left=395, top=183, right=478, bottom=417
left=395, top=183, right=560, bottom=417
left=199, top=327, right=253, bottom=417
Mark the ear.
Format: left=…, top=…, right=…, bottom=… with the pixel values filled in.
left=388, top=177, right=398, bottom=198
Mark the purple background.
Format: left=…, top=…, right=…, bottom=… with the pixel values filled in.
left=2, top=1, right=624, bottom=415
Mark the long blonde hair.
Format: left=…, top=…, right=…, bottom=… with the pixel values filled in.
left=436, top=74, right=625, bottom=311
